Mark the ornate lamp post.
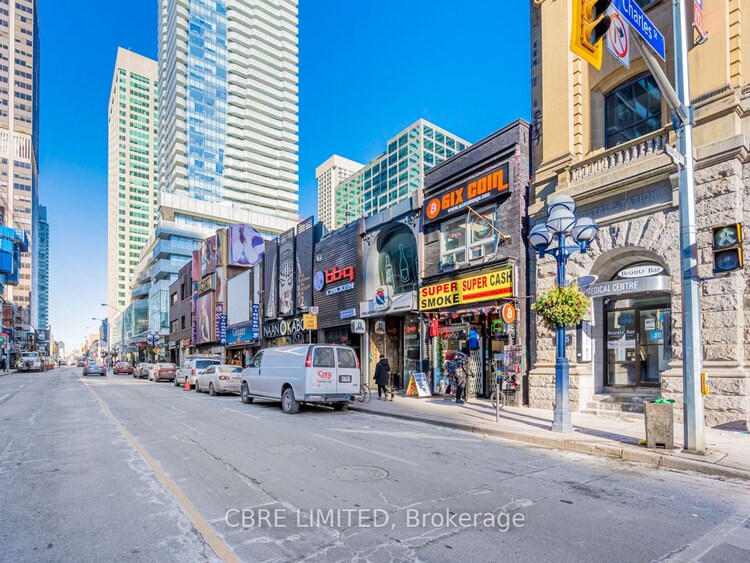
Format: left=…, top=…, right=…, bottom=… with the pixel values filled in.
left=528, top=195, right=598, bottom=433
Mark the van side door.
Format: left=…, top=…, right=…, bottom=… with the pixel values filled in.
left=335, top=347, right=360, bottom=397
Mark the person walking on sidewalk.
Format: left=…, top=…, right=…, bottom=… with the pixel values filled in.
left=374, top=355, right=390, bottom=400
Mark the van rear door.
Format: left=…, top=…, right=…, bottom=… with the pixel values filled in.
left=308, top=346, right=336, bottom=396
left=335, top=347, right=360, bottom=397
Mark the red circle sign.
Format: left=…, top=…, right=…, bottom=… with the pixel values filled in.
left=608, top=13, right=628, bottom=59
left=501, top=303, right=516, bottom=324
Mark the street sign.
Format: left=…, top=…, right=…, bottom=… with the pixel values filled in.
left=664, top=143, right=686, bottom=167
left=613, top=0, right=665, bottom=60
left=0, top=336, right=6, bottom=345
left=606, top=7, right=630, bottom=68
left=309, top=306, right=319, bottom=315
left=693, top=0, right=705, bottom=36
left=350, top=319, right=366, bottom=334
left=302, top=314, right=317, bottom=331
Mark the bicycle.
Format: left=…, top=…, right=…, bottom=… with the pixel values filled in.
left=490, top=375, right=517, bottom=409
left=357, top=382, right=372, bottom=403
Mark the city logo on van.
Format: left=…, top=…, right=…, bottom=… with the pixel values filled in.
left=317, top=370, right=333, bottom=380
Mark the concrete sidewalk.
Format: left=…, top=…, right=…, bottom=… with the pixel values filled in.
left=349, top=393, right=750, bottom=481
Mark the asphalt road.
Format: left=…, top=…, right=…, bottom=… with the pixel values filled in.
left=1, top=366, right=749, bottom=563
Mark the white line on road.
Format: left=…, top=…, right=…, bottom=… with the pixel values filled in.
left=221, top=407, right=259, bottom=419
left=0, top=394, right=10, bottom=403
left=181, top=422, right=204, bottom=436
left=19, top=385, right=24, bottom=389
left=332, top=428, right=482, bottom=443
left=314, top=433, right=418, bottom=466
left=169, top=405, right=186, bottom=414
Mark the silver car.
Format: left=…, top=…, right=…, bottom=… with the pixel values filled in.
left=133, top=363, right=154, bottom=379
left=82, top=361, right=106, bottom=377
left=196, top=364, right=242, bottom=395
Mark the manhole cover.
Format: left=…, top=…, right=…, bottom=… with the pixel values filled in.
left=268, top=444, right=318, bottom=455
left=327, top=465, right=389, bottom=482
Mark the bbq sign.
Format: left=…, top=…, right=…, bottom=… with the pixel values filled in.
left=423, top=163, right=510, bottom=225
left=419, top=265, right=514, bottom=310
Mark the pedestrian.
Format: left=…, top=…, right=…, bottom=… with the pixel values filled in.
left=374, top=355, right=390, bottom=400
left=231, top=356, right=241, bottom=367
left=453, top=347, right=469, bottom=404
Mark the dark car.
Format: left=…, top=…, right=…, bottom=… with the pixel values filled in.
left=113, top=362, right=134, bottom=375
left=76, top=360, right=85, bottom=367
left=83, top=361, right=106, bottom=377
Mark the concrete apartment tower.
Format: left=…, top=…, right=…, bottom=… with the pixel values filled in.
left=114, top=0, right=299, bottom=355
left=0, top=0, right=40, bottom=331
left=316, top=155, right=363, bottom=232
left=107, top=48, right=159, bottom=313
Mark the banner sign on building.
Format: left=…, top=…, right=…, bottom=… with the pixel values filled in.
left=251, top=303, right=260, bottom=340
left=226, top=322, right=255, bottom=347
left=422, top=163, right=510, bottom=225
left=196, top=293, right=215, bottom=344
left=192, top=250, right=201, bottom=289
left=278, top=228, right=295, bottom=317
left=191, top=302, right=197, bottom=344
left=419, top=265, right=514, bottom=310
left=295, top=217, right=314, bottom=314
left=263, top=239, right=278, bottom=319
left=229, top=224, right=265, bottom=267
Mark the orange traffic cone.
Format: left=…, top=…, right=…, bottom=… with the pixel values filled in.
left=184, top=377, right=191, bottom=391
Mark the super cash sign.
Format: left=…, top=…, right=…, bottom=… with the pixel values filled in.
left=419, top=266, right=514, bottom=310
left=423, top=162, right=510, bottom=225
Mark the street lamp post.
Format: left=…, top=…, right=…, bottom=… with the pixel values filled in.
left=102, top=304, right=124, bottom=364
left=529, top=195, right=598, bottom=433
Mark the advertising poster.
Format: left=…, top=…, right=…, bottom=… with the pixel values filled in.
left=263, top=239, right=278, bottom=319
left=278, top=228, right=295, bottom=317
left=201, top=235, right=218, bottom=277
left=215, top=267, right=224, bottom=304
left=216, top=228, right=228, bottom=267
left=295, top=217, right=314, bottom=314
left=191, top=250, right=201, bottom=286
left=229, top=224, right=265, bottom=267
left=216, top=302, right=226, bottom=346
left=196, top=292, right=215, bottom=344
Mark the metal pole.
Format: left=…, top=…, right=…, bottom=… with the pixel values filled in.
left=673, top=0, right=704, bottom=452
left=551, top=232, right=572, bottom=432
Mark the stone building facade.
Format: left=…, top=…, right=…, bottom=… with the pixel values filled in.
left=529, top=0, right=750, bottom=428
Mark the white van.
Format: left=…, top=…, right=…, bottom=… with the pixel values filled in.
left=240, top=344, right=360, bottom=414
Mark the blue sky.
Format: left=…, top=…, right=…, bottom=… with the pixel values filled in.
left=41, top=0, right=531, bottom=349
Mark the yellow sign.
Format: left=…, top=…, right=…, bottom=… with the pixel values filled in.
left=419, top=266, right=514, bottom=310
left=302, top=314, right=317, bottom=330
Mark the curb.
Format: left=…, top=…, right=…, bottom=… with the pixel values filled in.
left=349, top=405, right=750, bottom=482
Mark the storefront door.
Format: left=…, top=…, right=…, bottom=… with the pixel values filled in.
left=605, top=299, right=670, bottom=387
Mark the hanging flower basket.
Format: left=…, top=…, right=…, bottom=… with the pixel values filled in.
left=531, top=285, right=590, bottom=328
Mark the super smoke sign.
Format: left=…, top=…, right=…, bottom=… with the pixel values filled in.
left=419, top=266, right=514, bottom=310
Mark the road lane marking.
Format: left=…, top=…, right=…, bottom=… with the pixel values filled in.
left=332, top=428, right=482, bottom=443
left=19, top=385, right=24, bottom=389
left=314, top=433, right=418, bottom=466
left=85, top=382, right=238, bottom=563
left=0, top=394, right=10, bottom=403
left=169, top=404, right=187, bottom=414
left=181, top=422, right=204, bottom=436
left=221, top=407, right=259, bottom=419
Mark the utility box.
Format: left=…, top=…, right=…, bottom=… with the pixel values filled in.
left=644, top=401, right=674, bottom=449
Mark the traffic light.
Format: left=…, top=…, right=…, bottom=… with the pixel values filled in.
left=570, top=0, right=612, bottom=70
left=711, top=223, right=743, bottom=273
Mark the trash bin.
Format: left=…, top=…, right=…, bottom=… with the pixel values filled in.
left=644, top=399, right=675, bottom=449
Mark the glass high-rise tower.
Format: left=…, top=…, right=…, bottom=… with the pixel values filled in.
left=332, top=119, right=470, bottom=229
left=107, top=48, right=159, bottom=313
left=37, top=204, right=48, bottom=330
left=117, top=0, right=299, bottom=354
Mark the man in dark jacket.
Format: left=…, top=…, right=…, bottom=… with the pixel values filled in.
left=374, top=355, right=390, bottom=400
left=454, top=348, right=469, bottom=404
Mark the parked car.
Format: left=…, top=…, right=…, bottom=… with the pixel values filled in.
left=196, top=364, right=242, bottom=395
left=133, top=363, right=154, bottom=379
left=240, top=345, right=360, bottom=414
left=76, top=360, right=85, bottom=367
left=113, top=362, right=134, bottom=375
left=175, top=356, right=222, bottom=387
left=18, top=352, right=42, bottom=373
left=148, top=362, right=177, bottom=382
left=82, top=360, right=106, bottom=377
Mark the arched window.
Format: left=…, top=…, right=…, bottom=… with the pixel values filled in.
left=605, top=74, right=662, bottom=148
left=377, top=226, right=417, bottom=294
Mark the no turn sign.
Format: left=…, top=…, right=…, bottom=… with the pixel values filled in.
left=607, top=7, right=630, bottom=69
